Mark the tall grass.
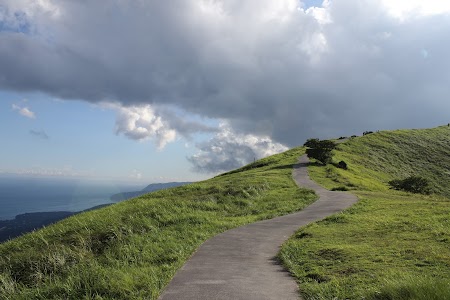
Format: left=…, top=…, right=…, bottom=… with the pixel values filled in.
left=370, top=275, right=450, bottom=300
left=0, top=147, right=316, bottom=299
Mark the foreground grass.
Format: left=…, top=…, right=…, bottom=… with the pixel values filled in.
left=280, top=191, right=450, bottom=299
left=280, top=126, right=450, bottom=299
left=0, top=148, right=316, bottom=299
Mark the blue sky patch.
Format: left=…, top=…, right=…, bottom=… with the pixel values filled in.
left=0, top=7, right=32, bottom=34
left=302, top=0, right=323, bottom=9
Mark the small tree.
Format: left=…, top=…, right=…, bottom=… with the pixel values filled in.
left=388, top=176, right=431, bottom=194
left=303, top=138, right=320, bottom=148
left=304, top=139, right=337, bottom=165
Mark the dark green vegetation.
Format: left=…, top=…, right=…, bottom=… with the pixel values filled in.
left=0, top=148, right=316, bottom=300
left=280, top=126, right=450, bottom=299
left=304, top=138, right=337, bottom=165
left=388, top=176, right=431, bottom=194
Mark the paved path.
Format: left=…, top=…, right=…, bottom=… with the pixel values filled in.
left=159, top=155, right=358, bottom=300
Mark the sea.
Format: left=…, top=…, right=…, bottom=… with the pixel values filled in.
left=0, top=175, right=144, bottom=221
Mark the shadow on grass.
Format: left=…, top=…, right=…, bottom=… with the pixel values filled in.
left=292, top=161, right=323, bottom=172
left=268, top=164, right=296, bottom=171
left=308, top=161, right=325, bottom=167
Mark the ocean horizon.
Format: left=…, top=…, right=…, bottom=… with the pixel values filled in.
left=0, top=175, right=144, bottom=221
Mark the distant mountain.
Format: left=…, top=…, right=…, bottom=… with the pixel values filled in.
left=110, top=182, right=192, bottom=202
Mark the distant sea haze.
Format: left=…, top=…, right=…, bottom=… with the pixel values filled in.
left=0, top=176, right=144, bottom=221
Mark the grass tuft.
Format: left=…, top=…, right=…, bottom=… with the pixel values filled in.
left=370, top=275, right=450, bottom=300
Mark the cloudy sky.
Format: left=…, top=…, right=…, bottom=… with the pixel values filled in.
left=1, top=0, right=450, bottom=183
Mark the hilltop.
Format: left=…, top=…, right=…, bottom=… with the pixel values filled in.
left=316, top=126, right=450, bottom=195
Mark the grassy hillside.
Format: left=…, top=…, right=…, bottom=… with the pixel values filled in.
left=0, top=148, right=316, bottom=300
left=311, top=126, right=450, bottom=195
left=280, top=126, right=450, bottom=299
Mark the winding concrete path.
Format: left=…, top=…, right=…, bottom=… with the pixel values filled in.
left=159, top=155, right=358, bottom=300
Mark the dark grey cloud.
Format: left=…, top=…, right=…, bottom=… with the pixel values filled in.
left=156, top=106, right=219, bottom=139
left=29, top=129, right=49, bottom=139
left=2, top=0, right=450, bottom=171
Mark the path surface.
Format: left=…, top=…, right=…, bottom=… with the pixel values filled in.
left=159, top=155, right=358, bottom=300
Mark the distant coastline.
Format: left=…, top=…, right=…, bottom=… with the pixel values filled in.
left=109, top=181, right=192, bottom=202
left=0, top=181, right=192, bottom=243
left=0, top=204, right=110, bottom=243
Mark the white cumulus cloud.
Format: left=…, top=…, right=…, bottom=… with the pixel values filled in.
left=12, top=103, right=35, bottom=119
left=188, top=122, right=288, bottom=173
left=103, top=103, right=176, bottom=149
left=101, top=102, right=218, bottom=149
left=380, top=0, right=450, bottom=20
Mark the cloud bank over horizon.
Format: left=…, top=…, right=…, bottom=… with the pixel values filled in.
left=188, top=122, right=288, bottom=173
left=1, top=0, right=450, bottom=173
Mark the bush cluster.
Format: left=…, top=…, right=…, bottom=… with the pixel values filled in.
left=388, top=176, right=431, bottom=194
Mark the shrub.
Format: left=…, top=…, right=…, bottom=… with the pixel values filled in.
left=303, top=138, right=320, bottom=148
left=304, top=139, right=337, bottom=165
left=331, top=186, right=349, bottom=191
left=306, top=148, right=333, bottom=165
left=337, top=161, right=348, bottom=170
left=388, top=176, right=431, bottom=194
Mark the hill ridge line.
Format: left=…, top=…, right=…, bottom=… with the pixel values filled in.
left=159, top=155, right=358, bottom=300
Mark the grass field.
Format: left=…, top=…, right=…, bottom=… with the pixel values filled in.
left=0, top=147, right=316, bottom=300
left=279, top=126, right=450, bottom=299
left=2, top=126, right=450, bottom=300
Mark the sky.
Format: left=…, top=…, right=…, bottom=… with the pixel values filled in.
left=1, top=0, right=450, bottom=183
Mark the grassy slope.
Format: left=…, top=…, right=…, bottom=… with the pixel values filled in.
left=279, top=126, right=450, bottom=299
left=0, top=148, right=316, bottom=300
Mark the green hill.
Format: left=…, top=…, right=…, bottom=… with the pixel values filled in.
left=0, top=148, right=316, bottom=299
left=1, top=126, right=450, bottom=300
left=311, top=125, right=450, bottom=196
left=280, top=126, right=450, bottom=299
